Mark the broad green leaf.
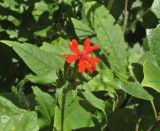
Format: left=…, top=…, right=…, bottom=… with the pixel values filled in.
left=0, top=40, right=63, bottom=74
left=142, top=61, right=160, bottom=93
left=147, top=26, right=160, bottom=65
left=32, top=86, right=55, bottom=128
left=71, top=18, right=95, bottom=39
left=88, top=69, right=115, bottom=93
left=88, top=68, right=152, bottom=100
left=54, top=88, right=95, bottom=131
left=115, top=80, right=153, bottom=101
left=79, top=84, right=107, bottom=119
left=128, top=43, right=144, bottom=64
left=40, top=38, right=69, bottom=55
left=0, top=95, right=39, bottom=131
left=26, top=70, right=57, bottom=85
left=86, top=3, right=128, bottom=74
left=138, top=51, right=158, bottom=65
left=151, top=0, right=160, bottom=19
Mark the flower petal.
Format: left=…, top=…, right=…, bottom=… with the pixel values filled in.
left=78, top=59, right=93, bottom=73
left=63, top=54, right=69, bottom=57
left=88, top=45, right=99, bottom=53
left=64, top=54, right=79, bottom=64
left=83, top=38, right=99, bottom=53
left=87, top=57, right=101, bottom=71
left=83, top=37, right=90, bottom=52
left=68, top=39, right=80, bottom=54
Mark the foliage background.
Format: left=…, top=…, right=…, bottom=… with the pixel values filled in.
left=0, top=0, right=160, bottom=131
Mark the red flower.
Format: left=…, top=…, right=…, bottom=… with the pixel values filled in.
left=63, top=38, right=101, bottom=73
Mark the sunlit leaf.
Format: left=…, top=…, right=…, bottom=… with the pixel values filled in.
left=79, top=84, right=107, bottom=119
left=71, top=18, right=95, bottom=39
left=147, top=26, right=160, bottom=66
left=32, top=86, right=55, bottom=128
left=0, top=95, right=39, bottom=131
left=115, top=80, right=153, bottom=101
left=26, top=70, right=57, bottom=85
left=142, top=61, right=160, bottom=93
left=151, top=0, right=160, bottom=19
left=86, top=3, right=128, bottom=74
left=0, top=40, right=63, bottom=75
left=54, top=84, right=95, bottom=131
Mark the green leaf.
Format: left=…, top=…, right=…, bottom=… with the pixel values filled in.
left=6, top=30, right=18, bottom=38
left=115, top=80, right=153, bottom=101
left=1, top=0, right=17, bottom=10
left=71, top=18, right=95, bottom=39
left=0, top=95, right=39, bottom=131
left=87, top=68, right=115, bottom=93
left=0, top=40, right=63, bottom=75
left=32, top=86, right=55, bottom=128
left=151, top=0, right=160, bottom=19
left=128, top=43, right=144, bottom=64
left=138, top=51, right=158, bottom=65
left=34, top=26, right=51, bottom=37
left=88, top=68, right=152, bottom=100
left=32, top=1, right=49, bottom=21
left=0, top=25, right=4, bottom=32
left=26, top=70, right=57, bottom=85
left=147, top=26, right=160, bottom=65
left=60, top=0, right=72, bottom=5
left=79, top=84, right=107, bottom=119
left=86, top=3, right=128, bottom=74
left=7, top=15, right=21, bottom=26
left=40, top=38, right=69, bottom=55
left=54, top=88, right=95, bottom=131
left=142, top=61, right=160, bottom=93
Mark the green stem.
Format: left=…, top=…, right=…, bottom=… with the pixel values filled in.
left=61, top=88, right=67, bottom=131
left=123, top=0, right=128, bottom=33
left=107, top=0, right=114, bottom=12
left=61, top=94, right=64, bottom=131
left=61, top=84, right=71, bottom=131
left=151, top=100, right=158, bottom=119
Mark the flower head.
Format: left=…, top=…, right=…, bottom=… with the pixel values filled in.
left=63, top=38, right=101, bottom=73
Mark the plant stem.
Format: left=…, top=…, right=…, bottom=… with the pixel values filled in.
left=107, top=0, right=114, bottom=12
left=61, top=93, right=64, bottom=131
left=61, top=84, right=71, bottom=131
left=135, top=118, right=141, bottom=131
left=146, top=101, right=159, bottom=131
left=61, top=87, right=68, bottom=131
left=151, top=100, right=158, bottom=119
left=123, top=0, right=128, bottom=33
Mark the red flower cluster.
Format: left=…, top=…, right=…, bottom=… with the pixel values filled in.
left=64, top=38, right=101, bottom=73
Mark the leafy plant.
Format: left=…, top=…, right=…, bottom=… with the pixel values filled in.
left=0, top=0, right=160, bottom=131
